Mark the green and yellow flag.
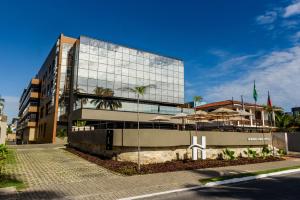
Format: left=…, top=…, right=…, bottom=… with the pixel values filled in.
left=253, top=81, right=258, bottom=102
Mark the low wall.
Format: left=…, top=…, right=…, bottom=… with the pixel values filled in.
left=271, top=132, right=300, bottom=152
left=68, top=129, right=272, bottom=163
left=287, top=132, right=300, bottom=152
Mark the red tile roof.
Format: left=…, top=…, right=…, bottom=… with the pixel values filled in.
left=196, top=100, right=264, bottom=110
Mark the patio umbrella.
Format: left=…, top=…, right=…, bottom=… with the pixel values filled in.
left=229, top=116, right=250, bottom=121
left=187, top=110, right=208, bottom=132
left=150, top=115, right=170, bottom=129
left=171, top=113, right=188, bottom=130
left=210, top=107, right=239, bottom=128
left=236, top=110, right=253, bottom=131
left=237, top=110, right=253, bottom=116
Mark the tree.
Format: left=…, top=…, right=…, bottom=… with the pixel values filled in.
left=275, top=112, right=293, bottom=131
left=6, top=127, right=12, bottom=134
left=0, top=96, right=4, bottom=115
left=91, top=87, right=122, bottom=110
left=121, top=85, right=155, bottom=172
left=73, top=88, right=88, bottom=109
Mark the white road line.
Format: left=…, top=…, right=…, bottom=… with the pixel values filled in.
left=118, top=168, right=300, bottom=200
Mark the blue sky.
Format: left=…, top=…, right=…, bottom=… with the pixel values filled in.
left=1, top=0, right=300, bottom=122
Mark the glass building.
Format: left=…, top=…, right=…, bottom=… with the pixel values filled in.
left=70, top=36, right=187, bottom=115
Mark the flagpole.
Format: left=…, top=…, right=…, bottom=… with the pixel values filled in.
left=241, top=95, right=244, bottom=132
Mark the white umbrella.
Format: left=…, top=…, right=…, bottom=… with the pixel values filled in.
left=171, top=113, right=188, bottom=119
left=211, top=107, right=239, bottom=115
left=237, top=110, right=253, bottom=116
left=150, top=115, right=170, bottom=129
left=171, top=113, right=188, bottom=130
left=210, top=107, right=239, bottom=129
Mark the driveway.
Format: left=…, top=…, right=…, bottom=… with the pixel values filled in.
left=2, top=144, right=300, bottom=200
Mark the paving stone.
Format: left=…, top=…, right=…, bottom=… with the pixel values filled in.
left=3, top=144, right=300, bottom=200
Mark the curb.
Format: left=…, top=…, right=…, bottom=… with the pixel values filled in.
left=118, top=168, right=300, bottom=200
left=0, top=186, right=17, bottom=194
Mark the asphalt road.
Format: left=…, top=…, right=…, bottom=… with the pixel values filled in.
left=143, top=172, right=300, bottom=200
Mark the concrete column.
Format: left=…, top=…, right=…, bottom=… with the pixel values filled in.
left=261, top=110, right=265, bottom=127
left=236, top=108, right=240, bottom=126
left=250, top=109, right=253, bottom=126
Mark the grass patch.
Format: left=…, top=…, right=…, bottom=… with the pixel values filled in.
left=0, top=148, right=25, bottom=190
left=0, top=175, right=26, bottom=190
left=200, top=165, right=300, bottom=184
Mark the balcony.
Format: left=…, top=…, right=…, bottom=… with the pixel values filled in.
left=30, top=92, right=40, bottom=99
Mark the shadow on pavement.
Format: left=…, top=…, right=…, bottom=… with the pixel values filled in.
left=0, top=190, right=66, bottom=200
left=189, top=168, right=246, bottom=178
left=182, top=174, right=300, bottom=200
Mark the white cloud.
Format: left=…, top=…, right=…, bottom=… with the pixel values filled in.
left=2, top=96, right=19, bottom=123
left=291, top=31, right=300, bottom=42
left=256, top=11, right=278, bottom=24
left=204, top=46, right=300, bottom=111
left=209, top=49, right=230, bottom=58
left=283, top=1, right=300, bottom=17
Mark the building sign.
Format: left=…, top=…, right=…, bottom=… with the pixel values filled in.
left=247, top=137, right=271, bottom=141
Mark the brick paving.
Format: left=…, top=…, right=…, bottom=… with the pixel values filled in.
left=2, top=144, right=300, bottom=200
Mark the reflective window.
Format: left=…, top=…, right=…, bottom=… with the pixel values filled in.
left=76, top=36, right=184, bottom=104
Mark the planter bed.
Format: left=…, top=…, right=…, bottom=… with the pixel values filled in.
left=65, top=147, right=284, bottom=176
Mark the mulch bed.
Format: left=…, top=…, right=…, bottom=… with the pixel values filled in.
left=65, top=147, right=284, bottom=176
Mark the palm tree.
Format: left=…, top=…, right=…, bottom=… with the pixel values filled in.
left=121, top=85, right=155, bottom=172
left=0, top=96, right=4, bottom=115
left=275, top=112, right=293, bottom=131
left=193, top=96, right=203, bottom=132
left=73, top=88, right=88, bottom=109
left=91, top=87, right=122, bottom=110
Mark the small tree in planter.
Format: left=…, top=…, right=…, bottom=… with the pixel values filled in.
left=223, top=148, right=235, bottom=160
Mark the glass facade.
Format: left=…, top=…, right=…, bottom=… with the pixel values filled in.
left=74, top=36, right=184, bottom=104
left=74, top=98, right=193, bottom=115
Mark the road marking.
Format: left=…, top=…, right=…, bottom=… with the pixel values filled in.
left=118, top=168, right=300, bottom=200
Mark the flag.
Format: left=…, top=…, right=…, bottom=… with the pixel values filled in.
left=253, top=81, right=258, bottom=102
left=267, top=91, right=272, bottom=107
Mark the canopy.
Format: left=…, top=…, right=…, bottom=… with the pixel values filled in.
left=150, top=115, right=170, bottom=122
left=211, top=107, right=239, bottom=115
left=237, top=109, right=253, bottom=116
left=228, top=116, right=250, bottom=121
left=171, top=113, right=188, bottom=119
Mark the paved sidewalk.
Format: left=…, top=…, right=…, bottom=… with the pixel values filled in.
left=1, top=144, right=300, bottom=200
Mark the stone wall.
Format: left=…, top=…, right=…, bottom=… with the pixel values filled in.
left=115, top=146, right=266, bottom=164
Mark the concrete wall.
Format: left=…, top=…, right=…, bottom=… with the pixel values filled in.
left=72, top=108, right=194, bottom=124
left=287, top=132, right=300, bottom=152
left=112, top=129, right=271, bottom=147
left=68, top=129, right=272, bottom=163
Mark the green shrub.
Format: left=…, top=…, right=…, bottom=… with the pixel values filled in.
left=278, top=149, right=286, bottom=157
left=244, top=148, right=258, bottom=159
left=74, top=120, right=86, bottom=127
left=223, top=148, right=235, bottom=160
left=57, top=128, right=67, bottom=138
left=261, top=146, right=272, bottom=159
left=117, top=166, right=138, bottom=175
left=0, top=144, right=8, bottom=159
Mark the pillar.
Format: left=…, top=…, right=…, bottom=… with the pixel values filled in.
left=261, top=110, right=265, bottom=127
left=250, top=109, right=253, bottom=126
